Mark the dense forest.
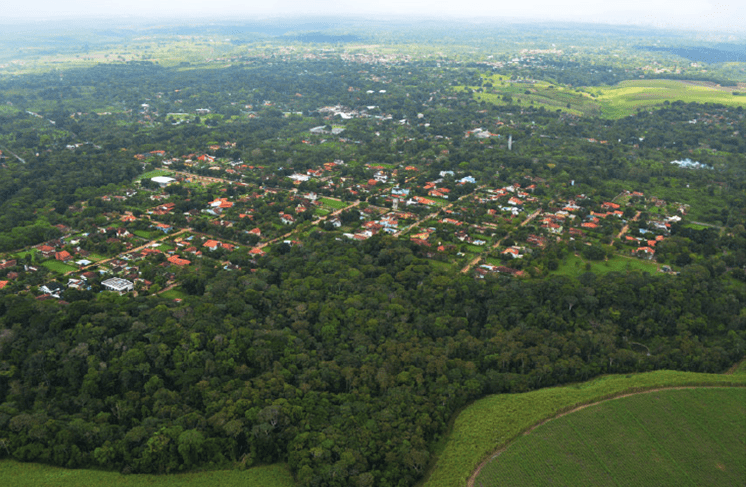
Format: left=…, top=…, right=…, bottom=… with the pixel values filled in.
left=1, top=27, right=745, bottom=487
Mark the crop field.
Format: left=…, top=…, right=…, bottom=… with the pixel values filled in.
left=553, top=254, right=660, bottom=277
left=0, top=460, right=295, bottom=487
left=475, top=388, right=746, bottom=486
left=41, top=260, right=78, bottom=274
left=422, top=370, right=746, bottom=487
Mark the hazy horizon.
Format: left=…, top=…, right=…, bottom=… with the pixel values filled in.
left=2, top=0, right=745, bottom=33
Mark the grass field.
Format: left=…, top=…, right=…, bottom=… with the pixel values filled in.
left=134, top=230, right=160, bottom=239
left=41, top=260, right=78, bottom=274
left=138, top=170, right=173, bottom=181
left=475, top=388, right=746, bottom=486
left=0, top=461, right=295, bottom=487
left=589, top=79, right=746, bottom=118
left=463, top=77, right=746, bottom=119
left=319, top=198, right=348, bottom=210
left=160, top=288, right=188, bottom=300
left=552, top=254, right=660, bottom=278
left=422, top=369, right=746, bottom=487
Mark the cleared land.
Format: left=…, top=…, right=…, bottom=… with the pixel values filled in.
left=0, top=461, right=295, bottom=487
left=422, top=369, right=746, bottom=487
left=475, top=388, right=746, bottom=486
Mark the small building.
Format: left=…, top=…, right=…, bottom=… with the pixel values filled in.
left=101, top=277, right=134, bottom=294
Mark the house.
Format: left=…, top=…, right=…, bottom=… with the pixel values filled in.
left=167, top=255, right=191, bottom=266
left=101, top=277, right=134, bottom=294
left=39, top=245, right=56, bottom=258
left=280, top=214, right=295, bottom=225
left=502, top=247, right=523, bottom=259
left=55, top=251, right=73, bottom=262
left=154, top=222, right=173, bottom=233
left=40, top=282, right=64, bottom=296
left=0, top=259, right=16, bottom=270
left=203, top=240, right=221, bottom=251
left=249, top=247, right=266, bottom=257
left=0, top=281, right=9, bottom=290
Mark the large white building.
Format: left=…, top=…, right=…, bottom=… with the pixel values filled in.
left=151, top=176, right=176, bottom=187
left=101, top=277, right=134, bottom=294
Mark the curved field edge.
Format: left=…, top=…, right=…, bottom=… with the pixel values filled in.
left=473, top=388, right=746, bottom=487
left=0, top=461, right=295, bottom=487
left=421, top=368, right=746, bottom=487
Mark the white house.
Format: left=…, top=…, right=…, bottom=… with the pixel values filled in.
left=101, top=277, right=134, bottom=294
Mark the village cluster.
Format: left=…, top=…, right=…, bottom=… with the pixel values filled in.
left=0, top=134, right=691, bottom=300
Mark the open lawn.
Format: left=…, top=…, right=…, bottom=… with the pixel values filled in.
left=138, top=170, right=174, bottom=181
left=0, top=461, right=295, bottom=487
left=422, top=370, right=746, bottom=487
left=134, top=230, right=160, bottom=239
left=475, top=388, right=746, bottom=486
left=160, top=288, right=188, bottom=300
left=553, top=254, right=659, bottom=278
left=319, top=198, right=348, bottom=210
left=41, top=260, right=78, bottom=274
left=11, top=249, right=37, bottom=259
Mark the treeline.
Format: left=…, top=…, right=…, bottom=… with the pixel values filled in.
left=1, top=234, right=744, bottom=486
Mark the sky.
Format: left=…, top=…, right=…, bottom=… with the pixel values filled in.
left=2, top=0, right=745, bottom=32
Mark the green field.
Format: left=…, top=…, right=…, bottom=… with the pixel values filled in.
left=161, top=287, right=188, bottom=300
left=460, top=75, right=599, bottom=117
left=41, top=260, right=78, bottom=274
left=553, top=254, right=660, bottom=278
left=589, top=79, right=746, bottom=118
left=134, top=230, right=160, bottom=239
left=0, top=461, right=295, bottom=487
left=422, top=369, right=746, bottom=487
left=319, top=198, right=348, bottom=210
left=464, top=77, right=746, bottom=119
left=138, top=170, right=174, bottom=181
left=475, top=388, right=746, bottom=486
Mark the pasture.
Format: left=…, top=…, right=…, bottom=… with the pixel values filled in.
left=0, top=461, right=295, bottom=487
left=463, top=77, right=746, bottom=119
left=589, top=79, right=746, bottom=118
left=475, top=388, right=746, bottom=486
left=422, top=369, right=746, bottom=487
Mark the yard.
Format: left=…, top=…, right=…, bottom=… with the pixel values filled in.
left=41, top=260, right=78, bottom=274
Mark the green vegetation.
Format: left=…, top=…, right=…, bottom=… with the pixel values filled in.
left=41, top=260, right=78, bottom=274
left=475, top=388, right=746, bottom=486
left=553, top=254, right=660, bottom=278
left=319, top=198, right=347, bottom=210
left=160, top=288, right=188, bottom=300
left=424, top=370, right=746, bottom=487
left=0, top=460, right=295, bottom=487
left=589, top=80, right=746, bottom=118
left=1, top=21, right=745, bottom=487
left=138, top=170, right=174, bottom=181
